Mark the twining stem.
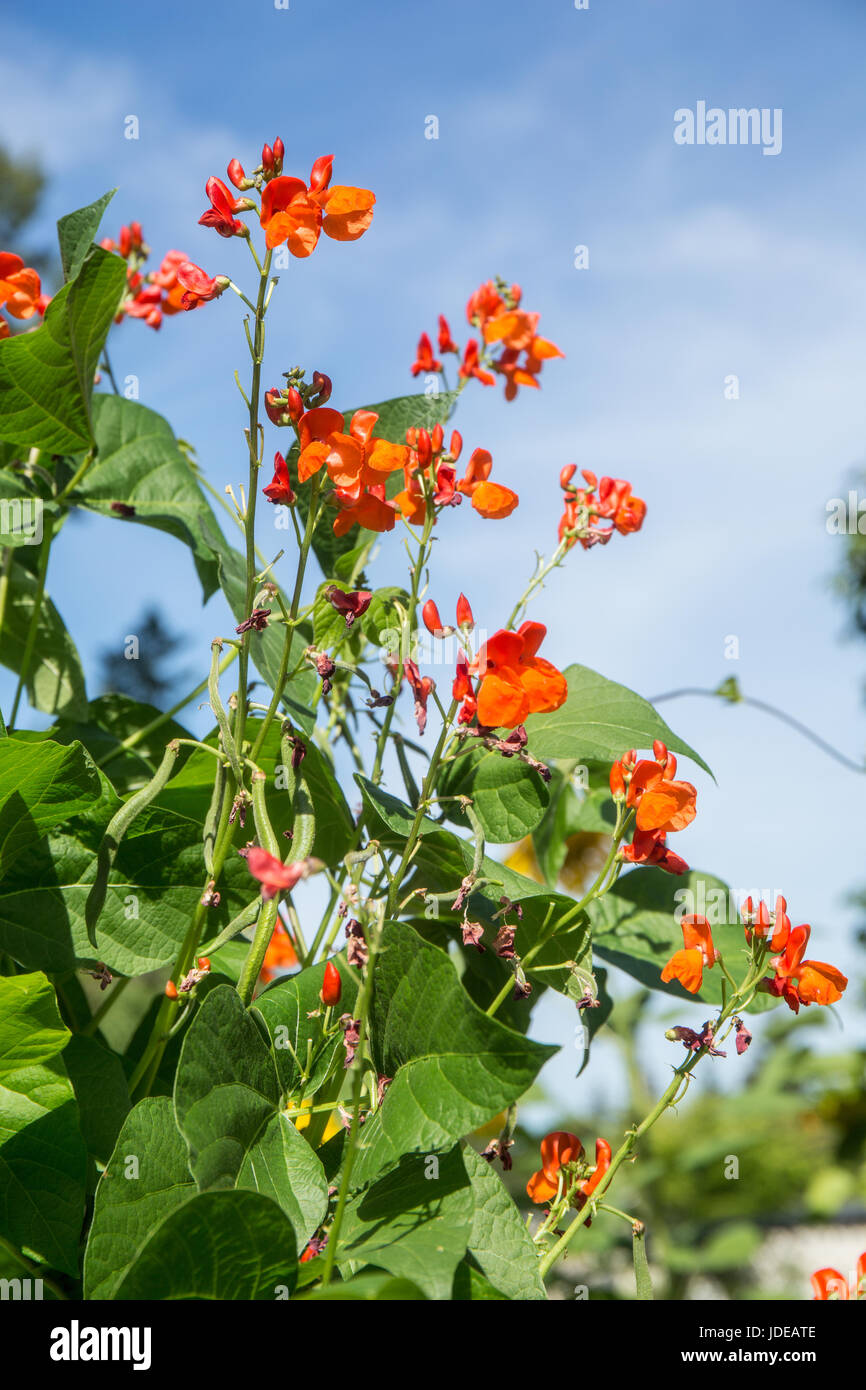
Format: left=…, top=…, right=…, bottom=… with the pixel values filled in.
left=8, top=516, right=53, bottom=730
left=386, top=698, right=458, bottom=918
left=505, top=538, right=569, bottom=630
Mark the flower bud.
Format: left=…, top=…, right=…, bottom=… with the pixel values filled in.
left=165, top=980, right=178, bottom=999
left=320, top=959, right=342, bottom=1007
left=610, top=760, right=626, bottom=798
left=273, top=137, right=284, bottom=174
left=431, top=423, right=444, bottom=453
left=262, top=143, right=274, bottom=172
left=311, top=371, right=332, bottom=404
left=652, top=739, right=668, bottom=761
left=422, top=599, right=444, bottom=635
left=455, top=593, right=474, bottom=629
left=227, top=158, right=246, bottom=188
left=449, top=429, right=463, bottom=462
left=309, top=154, right=334, bottom=193
left=130, top=221, right=143, bottom=249
left=119, top=225, right=131, bottom=258
left=286, top=387, right=304, bottom=424
left=265, top=388, right=287, bottom=425
left=560, top=464, right=577, bottom=490
left=416, top=428, right=432, bottom=469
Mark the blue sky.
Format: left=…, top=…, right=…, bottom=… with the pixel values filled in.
left=2, top=0, right=866, bottom=1102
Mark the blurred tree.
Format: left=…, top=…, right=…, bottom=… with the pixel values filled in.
left=0, top=144, right=51, bottom=275
left=99, top=607, right=189, bottom=708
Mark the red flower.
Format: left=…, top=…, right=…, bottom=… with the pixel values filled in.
left=456, top=447, right=518, bottom=519
left=411, top=331, right=442, bottom=377
left=459, top=337, right=496, bottom=388
left=403, top=659, right=435, bottom=735
left=762, top=923, right=848, bottom=1013
left=176, top=262, right=229, bottom=310
left=245, top=848, right=306, bottom=901
left=260, top=156, right=375, bottom=256
left=199, top=176, right=249, bottom=238
left=438, top=314, right=458, bottom=354
left=811, top=1254, right=865, bottom=1300
left=324, top=585, right=372, bottom=626
left=263, top=451, right=296, bottom=506
left=0, top=253, right=44, bottom=320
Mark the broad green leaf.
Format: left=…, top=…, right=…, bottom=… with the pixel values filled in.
left=0, top=737, right=101, bottom=879
left=462, top=1144, right=546, bottom=1300
left=112, top=1189, right=297, bottom=1300
left=524, top=664, right=712, bottom=776
left=0, top=557, right=88, bottom=719
left=0, top=805, right=253, bottom=976
left=0, top=471, right=57, bottom=548
left=0, top=1056, right=86, bottom=1275
left=0, top=971, right=69, bottom=1075
left=77, top=396, right=224, bottom=600
left=439, top=743, right=550, bottom=843
left=174, top=986, right=328, bottom=1246
left=254, top=958, right=358, bottom=1098
left=57, top=190, right=116, bottom=283
left=355, top=773, right=439, bottom=842
left=41, top=693, right=195, bottom=796
left=0, top=248, right=126, bottom=452
left=63, top=1035, right=130, bottom=1164
left=340, top=1145, right=473, bottom=1300
left=84, top=1096, right=195, bottom=1299
left=351, top=920, right=556, bottom=1185
left=453, top=1262, right=509, bottom=1299
left=589, top=867, right=779, bottom=1012
left=298, top=1271, right=426, bottom=1300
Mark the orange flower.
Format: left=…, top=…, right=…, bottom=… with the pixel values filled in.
left=526, top=1130, right=584, bottom=1204
left=577, top=1137, right=612, bottom=1208
left=332, top=484, right=398, bottom=538
left=470, top=479, right=519, bottom=519
left=411, top=331, right=441, bottom=377
left=175, top=262, right=229, bottom=310
left=0, top=252, right=44, bottom=320
left=474, top=622, right=567, bottom=729
left=259, top=920, right=298, bottom=983
left=260, top=156, right=374, bottom=255
left=661, top=915, right=718, bottom=994
left=297, top=406, right=347, bottom=482
left=764, top=923, right=848, bottom=1013
left=626, top=753, right=697, bottom=834
left=559, top=468, right=646, bottom=549
left=324, top=409, right=409, bottom=500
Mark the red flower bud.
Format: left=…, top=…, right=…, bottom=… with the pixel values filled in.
left=422, top=599, right=444, bottom=635
left=652, top=739, right=668, bottom=761
left=286, top=387, right=304, bottom=424
left=416, top=428, right=432, bottom=468
left=227, top=158, right=246, bottom=188
left=273, top=137, right=284, bottom=173
left=449, top=430, right=463, bottom=462
left=560, top=464, right=577, bottom=489
left=610, top=760, right=626, bottom=798
left=431, top=423, right=444, bottom=453
left=265, top=388, right=287, bottom=425
left=197, top=956, right=211, bottom=971
left=311, top=371, right=332, bottom=404
left=119, top=225, right=131, bottom=258
left=129, top=221, right=143, bottom=249
left=262, top=143, right=274, bottom=171
left=165, top=981, right=178, bottom=999
left=455, top=593, right=474, bottom=629
left=320, top=960, right=342, bottom=1007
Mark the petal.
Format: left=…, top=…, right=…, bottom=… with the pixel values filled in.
left=471, top=480, right=519, bottom=519
left=299, top=406, right=345, bottom=449
left=516, top=620, right=547, bottom=660
left=350, top=409, right=379, bottom=443
left=365, top=439, right=410, bottom=474
left=526, top=1168, right=559, bottom=1204
left=635, top=781, right=697, bottom=833
left=530, top=335, right=565, bottom=360
left=321, top=185, right=376, bottom=241
left=260, top=175, right=309, bottom=223
left=520, top=656, right=568, bottom=714
left=660, top=947, right=703, bottom=993
left=297, top=440, right=330, bottom=483
left=796, top=962, right=848, bottom=1006
left=475, top=629, right=525, bottom=675
left=476, top=669, right=529, bottom=729
left=325, top=434, right=365, bottom=487
left=0, top=252, right=25, bottom=280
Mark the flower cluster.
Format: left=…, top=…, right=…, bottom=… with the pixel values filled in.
left=395, top=427, right=518, bottom=525
left=99, top=224, right=227, bottom=329
left=526, top=1130, right=612, bottom=1214
left=412, top=276, right=564, bottom=400
left=0, top=252, right=49, bottom=337
left=742, top=896, right=848, bottom=1012
left=558, top=467, right=646, bottom=549
left=447, top=612, right=567, bottom=730
left=611, top=740, right=697, bottom=875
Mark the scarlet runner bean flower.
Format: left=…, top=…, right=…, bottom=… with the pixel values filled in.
left=245, top=847, right=307, bottom=900
left=0, top=252, right=48, bottom=322
left=613, top=742, right=696, bottom=876
left=559, top=467, right=646, bottom=549
left=759, top=919, right=848, bottom=1013
left=470, top=622, right=568, bottom=729
left=263, top=451, right=296, bottom=506
left=259, top=154, right=375, bottom=256
left=660, top=914, right=718, bottom=994
left=410, top=332, right=442, bottom=376
left=259, top=920, right=298, bottom=983
left=811, top=1253, right=865, bottom=1300
left=198, top=176, right=253, bottom=238
left=526, top=1132, right=612, bottom=1211
left=176, top=262, right=229, bottom=310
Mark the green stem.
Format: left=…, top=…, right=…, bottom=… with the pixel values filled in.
left=8, top=516, right=53, bottom=729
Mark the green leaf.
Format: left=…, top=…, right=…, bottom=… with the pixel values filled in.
left=174, top=986, right=328, bottom=1247
left=351, top=920, right=556, bottom=1185
left=83, top=1096, right=195, bottom=1299
left=62, top=1035, right=130, bottom=1164
left=452, top=1262, right=509, bottom=1299
left=589, top=867, right=779, bottom=1012
left=0, top=558, right=88, bottom=719
left=0, top=972, right=86, bottom=1275
left=297, top=1271, right=426, bottom=1300
left=0, top=971, right=69, bottom=1074
left=0, top=737, right=102, bottom=879
left=112, top=1189, right=297, bottom=1300
left=354, top=773, right=439, bottom=842
left=0, top=804, right=253, bottom=976
left=41, top=693, right=195, bottom=796
left=0, top=248, right=127, bottom=452
left=57, top=191, right=116, bottom=283
left=77, top=396, right=225, bottom=600
left=439, top=743, right=550, bottom=843
left=462, top=1144, right=546, bottom=1300
left=340, top=1145, right=473, bottom=1300
left=524, top=664, right=712, bottom=776
left=633, top=1223, right=654, bottom=1298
